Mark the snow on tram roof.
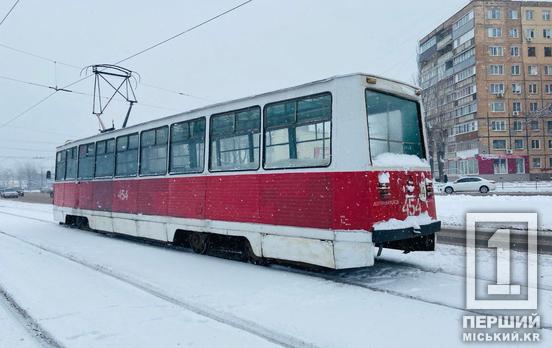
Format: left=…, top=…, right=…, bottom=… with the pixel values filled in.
left=57, top=73, right=419, bottom=149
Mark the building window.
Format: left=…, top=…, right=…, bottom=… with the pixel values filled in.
left=546, top=84, right=552, bottom=94
left=514, top=139, right=524, bottom=149
left=511, top=65, right=521, bottom=76
left=530, top=119, right=540, bottom=130
left=533, top=157, right=542, bottom=168
left=528, top=65, right=538, bottom=75
left=487, top=8, right=501, bottom=19
left=509, top=28, right=519, bottom=38
left=169, top=117, right=206, bottom=174
left=493, top=159, right=507, bottom=174
left=549, top=139, right=552, bottom=148
left=530, top=103, right=539, bottom=113
left=512, top=83, right=522, bottom=94
left=544, top=10, right=551, bottom=21
left=488, top=27, right=502, bottom=38
left=527, top=28, right=536, bottom=39
left=545, top=65, right=552, bottom=75
left=491, top=101, right=505, bottom=112
left=512, top=101, right=522, bottom=113
left=550, top=157, right=552, bottom=168
left=491, top=120, right=506, bottom=131
left=493, top=139, right=507, bottom=150
left=529, top=83, right=538, bottom=94
left=453, top=10, right=474, bottom=31
left=526, top=10, right=534, bottom=21
left=546, top=47, right=552, bottom=57
left=115, top=133, right=139, bottom=177
left=511, top=46, right=520, bottom=56
left=515, top=158, right=525, bottom=174
left=78, top=143, right=95, bottom=180
left=140, top=127, right=169, bottom=176
left=513, top=120, right=523, bottom=131
left=490, top=83, right=505, bottom=94
left=489, top=46, right=504, bottom=56
left=528, top=46, right=536, bottom=57
left=532, top=139, right=541, bottom=149
left=264, top=94, right=332, bottom=169
left=548, top=120, right=552, bottom=133
left=489, top=64, right=504, bottom=75
left=94, top=139, right=115, bottom=178
left=457, top=159, right=479, bottom=175
left=210, top=106, right=261, bottom=172
left=545, top=29, right=552, bottom=39
left=453, top=121, right=478, bottom=135
left=509, top=9, right=519, bottom=19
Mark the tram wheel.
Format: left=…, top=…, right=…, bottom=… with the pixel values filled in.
left=189, top=232, right=209, bottom=254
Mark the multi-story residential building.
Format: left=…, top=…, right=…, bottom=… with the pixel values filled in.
left=418, top=0, right=552, bottom=181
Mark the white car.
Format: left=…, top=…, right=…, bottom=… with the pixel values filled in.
left=443, top=177, right=497, bottom=194
left=0, top=190, right=20, bottom=198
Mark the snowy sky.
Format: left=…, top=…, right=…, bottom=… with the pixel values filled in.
left=0, top=0, right=467, bottom=170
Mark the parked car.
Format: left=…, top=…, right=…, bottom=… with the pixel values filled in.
left=0, top=189, right=20, bottom=198
left=443, top=177, right=497, bottom=194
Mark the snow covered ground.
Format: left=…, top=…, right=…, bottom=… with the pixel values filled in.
left=435, top=194, right=552, bottom=231
left=0, top=200, right=550, bottom=347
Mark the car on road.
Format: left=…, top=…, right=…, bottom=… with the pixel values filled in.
left=443, top=177, right=496, bottom=194
left=0, top=189, right=20, bottom=198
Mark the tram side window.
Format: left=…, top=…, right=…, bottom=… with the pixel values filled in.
left=264, top=93, right=331, bottom=169
left=170, top=117, right=205, bottom=174
left=209, top=106, right=260, bottom=172
left=365, top=89, right=424, bottom=159
left=78, top=143, right=95, bottom=180
left=55, top=151, right=66, bottom=181
left=115, top=133, right=139, bottom=177
left=140, top=127, right=169, bottom=176
left=95, top=139, right=115, bottom=178
left=65, top=147, right=78, bottom=180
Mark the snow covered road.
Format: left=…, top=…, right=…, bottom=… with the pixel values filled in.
left=0, top=201, right=550, bottom=347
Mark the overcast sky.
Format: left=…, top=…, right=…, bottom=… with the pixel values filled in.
left=0, top=0, right=468, bottom=170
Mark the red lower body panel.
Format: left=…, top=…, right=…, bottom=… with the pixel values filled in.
left=54, top=171, right=437, bottom=231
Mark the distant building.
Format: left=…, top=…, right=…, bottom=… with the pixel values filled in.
left=418, top=0, right=552, bottom=181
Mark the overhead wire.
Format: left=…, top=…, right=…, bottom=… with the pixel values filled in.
left=0, top=0, right=21, bottom=28
left=0, top=0, right=253, bottom=129
left=0, top=72, right=180, bottom=112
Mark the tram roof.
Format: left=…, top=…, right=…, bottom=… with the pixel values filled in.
left=57, top=72, right=419, bottom=150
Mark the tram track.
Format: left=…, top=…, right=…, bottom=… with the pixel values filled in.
left=0, top=226, right=317, bottom=348
left=1, top=208, right=552, bottom=332
left=0, top=283, right=64, bottom=348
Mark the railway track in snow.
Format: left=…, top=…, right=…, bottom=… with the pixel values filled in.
left=0, top=283, right=64, bottom=348
left=0, top=226, right=317, bottom=348
left=1, top=208, right=552, bottom=332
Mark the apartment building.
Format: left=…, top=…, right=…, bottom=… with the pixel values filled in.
left=418, top=0, right=552, bottom=181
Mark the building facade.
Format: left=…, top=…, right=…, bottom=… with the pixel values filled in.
left=418, top=0, right=552, bottom=181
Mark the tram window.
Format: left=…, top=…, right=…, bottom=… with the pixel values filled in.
left=365, top=89, right=424, bottom=159
left=115, top=133, right=139, bottom=177
left=169, top=117, right=205, bottom=174
left=77, top=143, right=95, bottom=180
left=55, top=151, right=66, bottom=181
left=140, top=126, right=169, bottom=176
left=264, top=93, right=331, bottom=169
left=209, top=106, right=261, bottom=172
left=95, top=139, right=115, bottom=178
left=65, top=147, right=78, bottom=180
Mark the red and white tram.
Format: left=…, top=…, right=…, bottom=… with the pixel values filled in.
left=53, top=73, right=440, bottom=269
